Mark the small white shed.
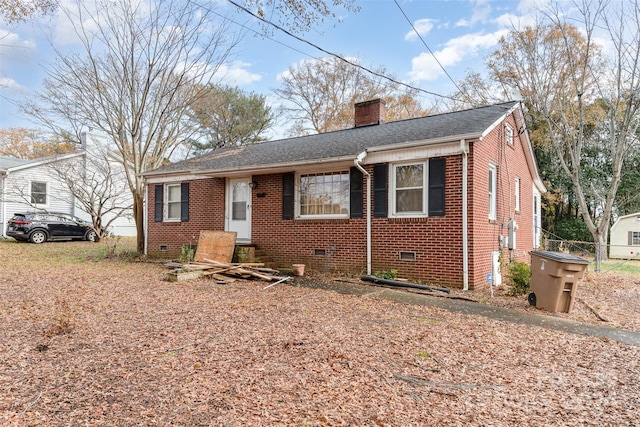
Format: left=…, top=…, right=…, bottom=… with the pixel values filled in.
left=609, top=212, right=640, bottom=259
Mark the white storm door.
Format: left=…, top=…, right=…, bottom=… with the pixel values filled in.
left=226, top=178, right=251, bottom=242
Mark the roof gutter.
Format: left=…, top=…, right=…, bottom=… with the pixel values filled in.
left=142, top=155, right=358, bottom=178
left=365, top=132, right=482, bottom=154
left=354, top=151, right=371, bottom=276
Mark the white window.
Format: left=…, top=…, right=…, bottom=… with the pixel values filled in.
left=514, top=177, right=520, bottom=212
left=30, top=181, right=47, bottom=205
left=505, top=123, right=514, bottom=145
left=165, top=183, right=182, bottom=221
left=533, top=190, right=542, bottom=248
left=488, top=164, right=497, bottom=220
left=299, top=171, right=349, bottom=217
left=632, top=231, right=640, bottom=245
left=391, top=162, right=426, bottom=216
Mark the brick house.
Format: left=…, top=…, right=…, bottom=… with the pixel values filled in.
left=143, top=100, right=545, bottom=289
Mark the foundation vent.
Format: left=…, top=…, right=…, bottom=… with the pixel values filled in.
left=399, top=251, right=416, bottom=262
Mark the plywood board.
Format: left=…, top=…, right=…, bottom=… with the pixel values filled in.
left=194, top=230, right=237, bottom=263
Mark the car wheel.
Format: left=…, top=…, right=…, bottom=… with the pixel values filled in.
left=85, top=230, right=96, bottom=242
left=29, top=230, right=48, bottom=244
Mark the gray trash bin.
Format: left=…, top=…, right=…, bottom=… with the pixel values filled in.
left=528, top=250, right=590, bottom=313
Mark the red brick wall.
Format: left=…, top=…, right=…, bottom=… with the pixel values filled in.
left=249, top=161, right=464, bottom=287
left=467, top=114, right=536, bottom=288
left=146, top=178, right=225, bottom=258
left=146, top=113, right=539, bottom=289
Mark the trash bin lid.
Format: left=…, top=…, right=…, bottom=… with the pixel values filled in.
left=530, top=250, right=590, bottom=264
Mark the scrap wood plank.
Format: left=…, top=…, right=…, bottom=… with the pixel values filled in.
left=210, top=273, right=237, bottom=283
left=201, top=258, right=281, bottom=281
left=194, top=231, right=237, bottom=263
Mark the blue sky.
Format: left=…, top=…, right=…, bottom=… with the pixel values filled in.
left=0, top=0, right=540, bottom=134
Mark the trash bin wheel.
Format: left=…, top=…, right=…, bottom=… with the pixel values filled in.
left=528, top=292, right=537, bottom=307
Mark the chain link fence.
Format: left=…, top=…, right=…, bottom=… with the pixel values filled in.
left=544, top=238, right=640, bottom=273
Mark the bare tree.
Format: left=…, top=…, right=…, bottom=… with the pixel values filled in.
left=0, top=128, right=75, bottom=159
left=486, top=0, right=640, bottom=260
left=0, top=0, right=57, bottom=23
left=447, top=70, right=512, bottom=110
left=275, top=56, right=431, bottom=136
left=233, top=0, right=360, bottom=35
left=22, top=0, right=241, bottom=253
left=48, top=138, right=133, bottom=243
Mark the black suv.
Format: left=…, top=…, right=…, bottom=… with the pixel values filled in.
left=6, top=212, right=96, bottom=244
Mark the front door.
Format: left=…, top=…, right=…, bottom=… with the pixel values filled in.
left=226, top=178, right=251, bottom=243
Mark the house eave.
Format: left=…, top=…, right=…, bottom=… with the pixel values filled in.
left=366, top=133, right=483, bottom=154
left=3, top=152, right=85, bottom=173
left=142, top=155, right=359, bottom=180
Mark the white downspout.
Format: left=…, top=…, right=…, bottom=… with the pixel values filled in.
left=461, top=139, right=469, bottom=291
left=354, top=151, right=371, bottom=275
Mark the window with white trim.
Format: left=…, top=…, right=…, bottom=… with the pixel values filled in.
left=30, top=181, right=47, bottom=205
left=632, top=231, right=640, bottom=245
left=392, top=162, right=426, bottom=216
left=533, top=190, right=542, bottom=248
left=299, top=171, right=350, bottom=217
left=514, top=177, right=520, bottom=212
left=488, top=164, right=497, bottom=220
left=505, top=123, right=514, bottom=145
left=165, top=183, right=182, bottom=221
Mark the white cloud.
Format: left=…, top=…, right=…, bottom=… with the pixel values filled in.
left=217, top=60, right=262, bottom=86
left=407, top=30, right=507, bottom=82
left=456, top=0, right=492, bottom=27
left=0, top=28, right=37, bottom=91
left=404, top=19, right=435, bottom=41
left=0, top=29, right=37, bottom=61
left=0, top=76, right=23, bottom=90
left=471, top=1, right=492, bottom=24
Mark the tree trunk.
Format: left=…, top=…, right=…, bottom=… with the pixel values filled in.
left=133, top=193, right=145, bottom=255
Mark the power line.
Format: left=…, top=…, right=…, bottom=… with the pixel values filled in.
left=393, top=0, right=465, bottom=96
left=222, top=0, right=455, bottom=100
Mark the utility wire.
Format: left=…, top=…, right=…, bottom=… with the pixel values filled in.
left=223, top=0, right=455, bottom=100
left=393, top=0, right=465, bottom=96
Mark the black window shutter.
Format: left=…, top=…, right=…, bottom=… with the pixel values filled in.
left=350, top=167, right=363, bottom=218
left=282, top=173, right=294, bottom=219
left=373, top=164, right=388, bottom=217
left=154, top=185, right=163, bottom=222
left=180, top=182, right=190, bottom=222
left=428, top=157, right=446, bottom=216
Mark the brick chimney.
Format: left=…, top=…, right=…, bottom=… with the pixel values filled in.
left=354, top=98, right=386, bottom=127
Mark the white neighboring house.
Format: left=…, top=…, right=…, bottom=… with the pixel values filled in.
left=0, top=131, right=136, bottom=238
left=609, top=212, right=640, bottom=259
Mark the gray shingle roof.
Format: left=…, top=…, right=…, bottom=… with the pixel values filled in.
left=145, top=101, right=519, bottom=176
left=0, top=156, right=31, bottom=171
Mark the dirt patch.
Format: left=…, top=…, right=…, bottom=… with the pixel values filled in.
left=1, top=240, right=639, bottom=426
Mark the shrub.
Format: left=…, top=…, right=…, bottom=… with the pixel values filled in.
left=374, top=269, right=398, bottom=280
left=180, top=244, right=197, bottom=264
left=507, top=261, right=531, bottom=296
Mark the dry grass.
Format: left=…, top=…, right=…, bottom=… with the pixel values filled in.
left=1, top=239, right=639, bottom=426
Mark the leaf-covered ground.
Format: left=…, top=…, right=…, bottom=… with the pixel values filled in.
left=452, top=264, right=640, bottom=333
left=1, top=240, right=639, bottom=426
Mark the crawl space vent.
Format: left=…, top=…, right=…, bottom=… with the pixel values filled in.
left=399, top=251, right=416, bottom=262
